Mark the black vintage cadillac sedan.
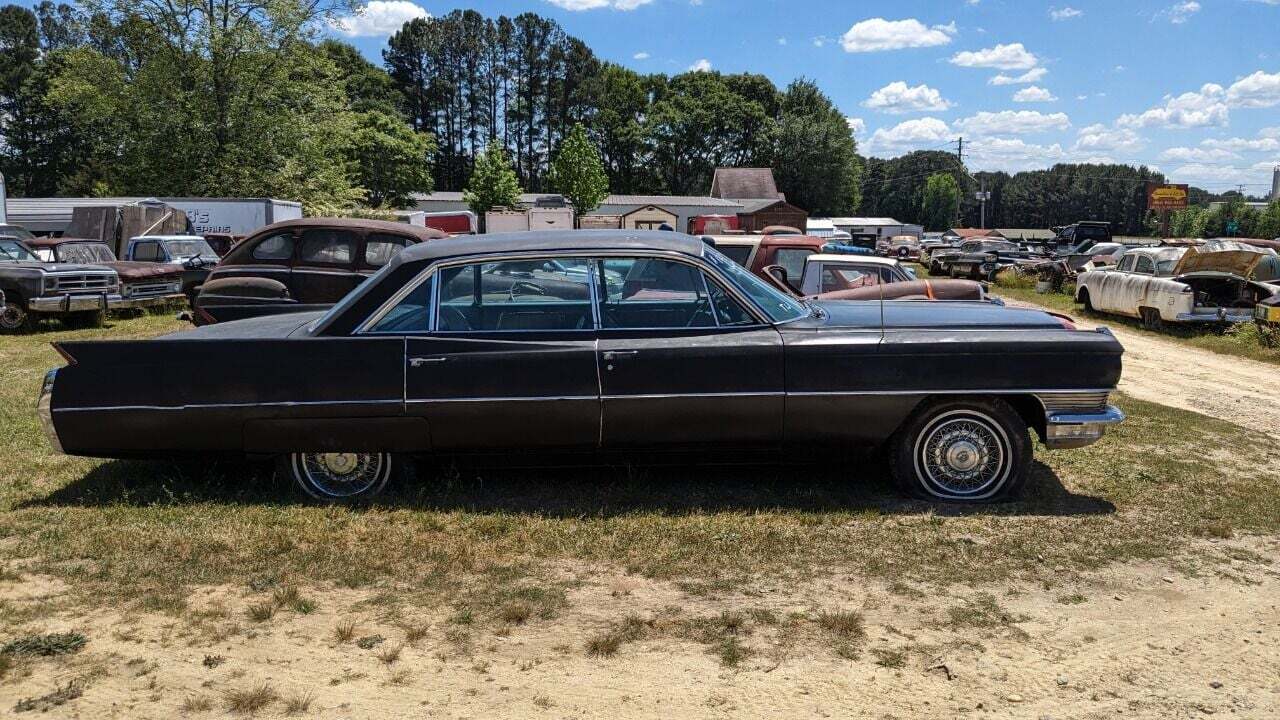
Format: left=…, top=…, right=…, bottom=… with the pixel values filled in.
left=39, top=231, right=1124, bottom=503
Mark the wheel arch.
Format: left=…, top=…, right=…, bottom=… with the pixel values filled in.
left=899, top=393, right=1043, bottom=443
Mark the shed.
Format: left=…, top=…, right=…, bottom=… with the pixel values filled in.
left=826, top=217, right=922, bottom=239
left=710, top=168, right=781, bottom=200
left=737, top=199, right=807, bottom=234
left=578, top=214, right=622, bottom=230
left=949, top=228, right=1006, bottom=239
left=621, top=205, right=678, bottom=230
left=994, top=228, right=1054, bottom=242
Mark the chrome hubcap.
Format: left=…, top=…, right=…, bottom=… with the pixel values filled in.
left=295, top=452, right=387, bottom=498
left=914, top=411, right=1009, bottom=499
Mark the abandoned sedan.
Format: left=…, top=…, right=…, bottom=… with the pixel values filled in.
left=1075, top=242, right=1280, bottom=328
left=39, top=231, right=1124, bottom=504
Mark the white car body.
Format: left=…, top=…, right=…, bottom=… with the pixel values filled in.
left=1075, top=244, right=1278, bottom=325
left=796, top=254, right=914, bottom=296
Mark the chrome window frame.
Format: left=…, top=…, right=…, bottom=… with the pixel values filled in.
left=354, top=249, right=771, bottom=336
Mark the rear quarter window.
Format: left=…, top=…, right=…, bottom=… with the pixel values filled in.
left=250, top=232, right=295, bottom=262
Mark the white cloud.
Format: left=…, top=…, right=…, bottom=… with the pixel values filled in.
left=949, top=42, right=1039, bottom=70
left=953, top=110, right=1070, bottom=136
left=688, top=58, right=712, bottom=72
left=989, top=67, right=1048, bottom=85
left=777, top=37, right=787, bottom=46
left=544, top=0, right=654, bottom=10
left=633, top=52, right=650, bottom=60
left=1226, top=70, right=1280, bottom=108
left=1159, top=146, right=1240, bottom=163
left=1117, top=84, right=1228, bottom=129
left=1165, top=1, right=1201, bottom=24
left=1073, top=124, right=1146, bottom=154
left=846, top=117, right=866, bottom=135
left=1076, top=94, right=1088, bottom=100
left=864, top=117, right=952, bottom=156
left=840, top=18, right=957, bottom=53
left=1049, top=6, right=1083, bottom=20
left=965, top=137, right=1066, bottom=172
left=1201, top=136, right=1280, bottom=153
left=1260, top=127, right=1280, bottom=139
left=1012, top=86, right=1057, bottom=103
left=332, top=1, right=429, bottom=37
left=861, top=81, right=952, bottom=114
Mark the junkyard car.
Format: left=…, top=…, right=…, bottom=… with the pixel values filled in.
left=27, top=237, right=185, bottom=311
left=769, top=254, right=992, bottom=303
left=931, top=239, right=1039, bottom=281
left=877, top=235, right=922, bottom=260
left=40, top=230, right=1124, bottom=505
left=1075, top=242, right=1280, bottom=328
left=193, top=218, right=446, bottom=325
left=123, top=234, right=223, bottom=300
left=0, top=237, right=120, bottom=331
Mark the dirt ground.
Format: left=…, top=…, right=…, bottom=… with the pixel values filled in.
left=1, top=537, right=1275, bottom=719
left=1007, top=300, right=1280, bottom=440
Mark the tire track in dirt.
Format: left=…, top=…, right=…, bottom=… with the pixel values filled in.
left=1007, top=299, right=1280, bottom=439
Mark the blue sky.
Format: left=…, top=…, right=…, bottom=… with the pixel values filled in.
left=324, top=0, right=1280, bottom=193
left=20, top=0, right=1280, bottom=192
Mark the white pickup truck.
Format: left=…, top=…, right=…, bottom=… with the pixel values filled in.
left=1075, top=242, right=1280, bottom=329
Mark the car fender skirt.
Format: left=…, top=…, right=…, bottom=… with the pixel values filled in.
left=243, top=417, right=429, bottom=454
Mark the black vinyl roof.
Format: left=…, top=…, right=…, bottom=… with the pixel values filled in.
left=396, top=229, right=706, bottom=265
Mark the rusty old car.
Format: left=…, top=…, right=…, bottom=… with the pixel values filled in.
left=39, top=231, right=1125, bottom=504
left=26, top=236, right=186, bottom=312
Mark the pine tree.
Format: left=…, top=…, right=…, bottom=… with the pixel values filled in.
left=548, top=123, right=609, bottom=222
left=463, top=145, right=523, bottom=223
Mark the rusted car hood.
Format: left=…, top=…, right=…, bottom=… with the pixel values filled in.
left=105, top=261, right=184, bottom=281
left=815, top=279, right=984, bottom=302
left=1171, top=241, right=1271, bottom=278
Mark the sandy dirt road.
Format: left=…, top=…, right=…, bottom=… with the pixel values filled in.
left=1007, top=299, right=1280, bottom=439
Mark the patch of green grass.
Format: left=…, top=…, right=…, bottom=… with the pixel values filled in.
left=13, top=680, right=83, bottom=713
left=1056, top=593, right=1087, bottom=605
left=871, top=647, right=908, bottom=669
left=716, top=635, right=751, bottom=668
left=947, top=592, right=1029, bottom=632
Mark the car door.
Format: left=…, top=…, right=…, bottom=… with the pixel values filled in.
left=395, top=257, right=601, bottom=451
left=291, top=228, right=362, bottom=305
left=1093, top=254, right=1135, bottom=313
left=594, top=255, right=784, bottom=448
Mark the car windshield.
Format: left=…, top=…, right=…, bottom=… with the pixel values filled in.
left=702, top=245, right=807, bottom=323
left=163, top=239, right=216, bottom=257
left=1155, top=259, right=1180, bottom=276
left=0, top=225, right=35, bottom=241
left=0, top=239, right=38, bottom=261
left=58, top=242, right=117, bottom=264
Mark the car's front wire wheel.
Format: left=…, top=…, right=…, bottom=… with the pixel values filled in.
left=889, top=398, right=1031, bottom=503
left=280, top=451, right=407, bottom=502
left=0, top=302, right=30, bottom=333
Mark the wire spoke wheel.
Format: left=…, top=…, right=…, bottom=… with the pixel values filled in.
left=291, top=452, right=390, bottom=500
left=912, top=410, right=1010, bottom=500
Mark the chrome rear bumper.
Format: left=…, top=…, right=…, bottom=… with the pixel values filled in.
left=37, top=369, right=63, bottom=454
left=1044, top=405, right=1125, bottom=449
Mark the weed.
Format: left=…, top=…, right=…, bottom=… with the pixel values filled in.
left=245, top=602, right=275, bottom=623
left=872, top=647, right=908, bottom=669
left=533, top=694, right=554, bottom=709
left=717, top=636, right=751, bottom=668
left=817, top=611, right=865, bottom=640
left=356, top=634, right=385, bottom=650
left=387, top=669, right=412, bottom=686
left=180, top=694, right=214, bottom=713
left=13, top=680, right=83, bottom=713
left=202, top=654, right=225, bottom=669
left=333, top=620, right=357, bottom=644
left=498, top=602, right=533, bottom=625
left=376, top=643, right=403, bottom=665
left=223, top=682, right=277, bottom=715
left=585, top=632, right=622, bottom=658
left=402, top=623, right=429, bottom=645
left=1056, top=593, right=1087, bottom=605
left=449, top=609, right=474, bottom=625
left=947, top=593, right=1028, bottom=630
left=283, top=690, right=314, bottom=716
left=1, top=632, right=87, bottom=657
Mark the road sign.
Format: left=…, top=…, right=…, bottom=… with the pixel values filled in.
left=975, top=191, right=990, bottom=201
left=1146, top=183, right=1189, bottom=211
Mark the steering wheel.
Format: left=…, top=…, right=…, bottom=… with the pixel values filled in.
left=508, top=280, right=547, bottom=302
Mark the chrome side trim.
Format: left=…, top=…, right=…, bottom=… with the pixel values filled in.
left=37, top=369, right=62, bottom=454
left=405, top=395, right=597, bottom=404
left=602, top=392, right=785, bottom=400
left=788, top=388, right=1115, bottom=397
left=53, top=399, right=403, bottom=413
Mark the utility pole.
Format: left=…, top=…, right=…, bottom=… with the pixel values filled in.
left=979, top=176, right=987, bottom=230
left=956, top=136, right=964, bottom=164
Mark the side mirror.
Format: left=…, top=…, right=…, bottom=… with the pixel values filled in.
left=760, top=264, right=799, bottom=297
left=904, top=266, right=917, bottom=279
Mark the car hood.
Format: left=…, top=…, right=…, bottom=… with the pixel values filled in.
left=800, top=298, right=1063, bottom=330
left=1, top=260, right=117, bottom=274
left=107, top=261, right=185, bottom=280
left=161, top=311, right=326, bottom=340
left=1171, top=242, right=1271, bottom=277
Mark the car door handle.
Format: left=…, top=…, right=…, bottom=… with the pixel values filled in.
left=602, top=350, right=638, bottom=360
left=408, top=357, right=448, bottom=367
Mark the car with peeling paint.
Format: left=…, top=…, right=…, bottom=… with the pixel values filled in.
left=1075, top=241, right=1280, bottom=329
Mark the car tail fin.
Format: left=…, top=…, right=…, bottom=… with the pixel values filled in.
left=51, top=342, right=77, bottom=365
left=1044, top=311, right=1077, bottom=330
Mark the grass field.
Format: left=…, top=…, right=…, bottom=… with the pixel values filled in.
left=1, top=313, right=1277, bottom=621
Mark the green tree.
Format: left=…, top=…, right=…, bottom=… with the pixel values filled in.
left=321, top=39, right=403, bottom=116
left=772, top=79, right=861, bottom=215
left=1254, top=200, right=1280, bottom=240
left=921, top=173, right=960, bottom=231
left=463, top=145, right=522, bottom=221
left=548, top=123, right=608, bottom=220
left=347, top=110, right=435, bottom=208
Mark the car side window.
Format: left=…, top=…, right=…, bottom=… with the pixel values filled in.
left=365, top=233, right=410, bottom=267
left=367, top=275, right=434, bottom=333
left=298, top=229, right=356, bottom=266
left=1134, top=255, right=1155, bottom=275
left=771, top=248, right=811, bottom=286
left=132, top=241, right=162, bottom=261
left=1117, top=254, right=1136, bottom=273
left=596, top=257, right=715, bottom=329
left=706, top=277, right=757, bottom=326
left=251, top=232, right=295, bottom=262
left=436, top=258, right=593, bottom=332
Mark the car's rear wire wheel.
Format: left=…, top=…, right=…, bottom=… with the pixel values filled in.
left=281, top=451, right=404, bottom=501
left=889, top=398, right=1031, bottom=503
left=0, top=303, right=30, bottom=333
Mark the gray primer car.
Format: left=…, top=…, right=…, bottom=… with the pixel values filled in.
left=0, top=238, right=120, bottom=332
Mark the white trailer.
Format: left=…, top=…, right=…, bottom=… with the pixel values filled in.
left=528, top=207, right=574, bottom=230
left=0, top=172, right=7, bottom=225
left=163, top=198, right=303, bottom=236
left=485, top=209, right=530, bottom=233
